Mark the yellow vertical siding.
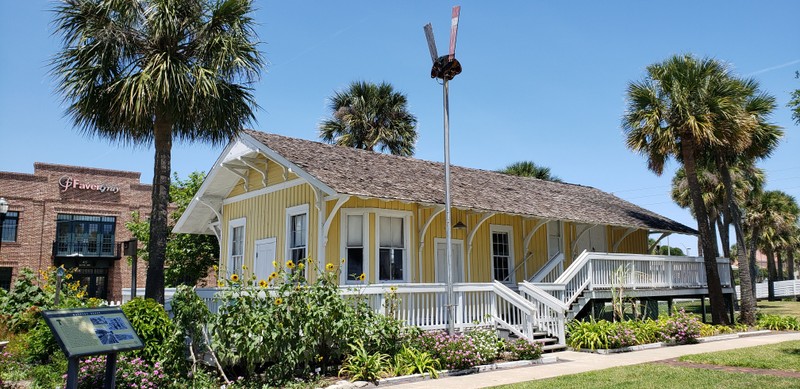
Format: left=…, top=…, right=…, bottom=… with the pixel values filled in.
left=221, top=183, right=318, bottom=281
left=228, top=158, right=300, bottom=198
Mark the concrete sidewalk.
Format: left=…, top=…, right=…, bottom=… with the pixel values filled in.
left=385, top=332, right=800, bottom=389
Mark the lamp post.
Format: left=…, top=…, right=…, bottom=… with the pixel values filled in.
left=0, top=197, right=9, bottom=256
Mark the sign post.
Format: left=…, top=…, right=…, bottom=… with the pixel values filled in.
left=42, top=307, right=144, bottom=389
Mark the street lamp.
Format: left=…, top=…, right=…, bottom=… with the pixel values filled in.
left=0, top=197, right=8, bottom=255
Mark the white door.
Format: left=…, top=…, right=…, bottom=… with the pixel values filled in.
left=547, top=221, right=563, bottom=259
left=574, top=224, right=607, bottom=258
left=435, top=239, right=464, bottom=283
left=254, top=238, right=277, bottom=282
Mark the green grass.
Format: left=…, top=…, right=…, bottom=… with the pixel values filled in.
left=492, top=363, right=800, bottom=389
left=679, top=340, right=800, bottom=372
left=756, top=301, right=800, bottom=317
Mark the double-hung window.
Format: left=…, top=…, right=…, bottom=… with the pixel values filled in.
left=491, top=225, right=514, bottom=282
left=1, top=211, right=19, bottom=242
left=378, top=216, right=406, bottom=282
left=286, top=205, right=309, bottom=272
left=228, top=218, right=246, bottom=275
left=345, top=214, right=366, bottom=282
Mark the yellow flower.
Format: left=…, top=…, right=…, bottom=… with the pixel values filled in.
left=217, top=280, right=225, bottom=287
left=390, top=286, right=397, bottom=292
left=272, top=260, right=278, bottom=268
left=274, top=297, right=283, bottom=305
left=358, top=273, right=366, bottom=281
left=307, top=257, right=314, bottom=264
left=65, top=274, right=72, bottom=280
left=230, top=274, right=240, bottom=282
left=269, top=272, right=278, bottom=280
left=259, top=279, right=268, bottom=288
left=325, top=263, right=335, bottom=271
left=213, top=265, right=218, bottom=271
left=298, top=262, right=305, bottom=271
left=340, top=257, right=345, bottom=264
left=286, top=260, right=295, bottom=269
left=242, top=265, right=248, bottom=270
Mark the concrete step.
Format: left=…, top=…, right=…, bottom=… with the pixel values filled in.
left=542, top=343, right=567, bottom=353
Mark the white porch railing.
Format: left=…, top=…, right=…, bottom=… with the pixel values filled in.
left=547, top=251, right=733, bottom=317
left=189, top=282, right=556, bottom=345
left=529, top=252, right=565, bottom=283
left=735, top=279, right=800, bottom=300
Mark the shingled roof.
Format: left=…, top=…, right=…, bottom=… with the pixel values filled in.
left=244, top=130, right=696, bottom=235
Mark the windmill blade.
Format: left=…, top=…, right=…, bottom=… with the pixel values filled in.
left=423, top=23, right=438, bottom=63
left=448, top=6, right=461, bottom=60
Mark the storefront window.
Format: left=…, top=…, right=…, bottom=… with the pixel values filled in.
left=55, top=214, right=117, bottom=257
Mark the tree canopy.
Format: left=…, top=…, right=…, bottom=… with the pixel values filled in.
left=498, top=161, right=562, bottom=182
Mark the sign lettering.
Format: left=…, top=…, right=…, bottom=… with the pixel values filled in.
left=59, top=176, right=120, bottom=194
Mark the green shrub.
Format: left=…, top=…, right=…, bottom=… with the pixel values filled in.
left=567, top=319, right=612, bottom=350
left=30, top=352, right=67, bottom=389
left=757, top=314, right=800, bottom=331
left=211, top=261, right=405, bottom=383
left=658, top=309, right=701, bottom=344
left=23, top=319, right=59, bottom=365
left=338, top=340, right=388, bottom=382
left=0, top=268, right=48, bottom=333
left=391, top=345, right=439, bottom=378
left=407, top=330, right=492, bottom=370
left=506, top=338, right=543, bottom=360
left=75, top=355, right=168, bottom=389
left=121, top=298, right=176, bottom=364
left=465, top=328, right=503, bottom=362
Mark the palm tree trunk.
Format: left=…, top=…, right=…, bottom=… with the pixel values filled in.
left=766, top=247, right=776, bottom=300
left=716, top=216, right=730, bottom=258
left=776, top=252, right=784, bottom=281
left=681, top=136, right=728, bottom=324
left=789, top=250, right=796, bottom=280
left=749, top=228, right=760, bottom=297
left=719, top=164, right=756, bottom=324
left=709, top=215, right=720, bottom=258
left=145, top=114, right=172, bottom=304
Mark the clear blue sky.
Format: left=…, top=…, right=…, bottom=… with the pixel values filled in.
left=1, top=1, right=798, bottom=254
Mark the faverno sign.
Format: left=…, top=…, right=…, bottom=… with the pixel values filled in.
left=59, top=175, right=120, bottom=194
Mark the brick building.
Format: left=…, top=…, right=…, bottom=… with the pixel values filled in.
left=0, top=163, right=151, bottom=301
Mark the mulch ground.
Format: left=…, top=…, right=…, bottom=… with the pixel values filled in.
left=655, top=358, right=800, bottom=379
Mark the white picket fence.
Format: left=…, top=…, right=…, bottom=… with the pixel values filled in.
left=735, top=279, right=800, bottom=300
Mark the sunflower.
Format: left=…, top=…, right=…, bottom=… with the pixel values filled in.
left=259, top=279, right=268, bottom=288
left=213, top=265, right=218, bottom=271
left=298, top=262, right=305, bottom=271
left=340, top=257, right=345, bottom=264
left=358, top=273, right=366, bottom=281
left=269, top=271, right=278, bottom=280
left=274, top=297, right=283, bottom=305
left=286, top=260, right=296, bottom=269
left=217, top=280, right=225, bottom=287
left=272, top=260, right=278, bottom=268
left=242, top=264, right=248, bottom=270
left=230, top=274, right=240, bottom=282
left=307, top=257, right=314, bottom=264
left=325, top=263, right=335, bottom=271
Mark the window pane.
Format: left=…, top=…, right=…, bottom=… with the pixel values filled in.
left=391, top=218, right=403, bottom=247
left=347, top=215, right=362, bottom=246
left=379, top=249, right=391, bottom=281
left=291, top=214, right=307, bottom=247
left=347, top=248, right=364, bottom=280
left=0, top=267, right=11, bottom=291
left=392, top=249, right=404, bottom=280
left=379, top=217, right=391, bottom=246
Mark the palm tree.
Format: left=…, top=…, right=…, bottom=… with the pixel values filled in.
left=623, top=54, right=748, bottom=324
left=319, top=81, right=418, bottom=156
left=499, top=161, right=562, bottom=182
left=52, top=0, right=263, bottom=303
left=745, top=190, right=799, bottom=300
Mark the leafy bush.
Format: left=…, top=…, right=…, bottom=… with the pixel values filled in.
left=338, top=340, right=388, bottom=382
left=391, top=345, right=439, bottom=378
left=23, top=319, right=59, bottom=364
left=465, top=328, right=504, bottom=362
left=757, top=314, right=800, bottom=331
left=658, top=309, right=701, bottom=344
left=121, top=298, right=176, bottom=364
left=407, top=330, right=493, bottom=370
left=0, top=268, right=48, bottom=333
left=608, top=322, right=638, bottom=349
left=506, top=338, right=543, bottom=360
left=699, top=323, right=735, bottom=337
left=567, top=319, right=612, bottom=350
left=211, top=259, right=405, bottom=383
left=73, top=355, right=168, bottom=389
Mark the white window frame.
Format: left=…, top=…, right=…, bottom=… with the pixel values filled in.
left=490, top=224, right=515, bottom=283
left=340, top=209, right=370, bottom=285
left=285, top=204, right=310, bottom=275
left=375, top=210, right=412, bottom=283
left=227, top=217, right=246, bottom=276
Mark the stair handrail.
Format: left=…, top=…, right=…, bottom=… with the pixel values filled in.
left=530, top=252, right=565, bottom=282
left=491, top=280, right=538, bottom=339
left=518, top=281, right=567, bottom=345
left=553, top=249, right=591, bottom=284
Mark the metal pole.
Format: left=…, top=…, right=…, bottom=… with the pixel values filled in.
left=66, top=357, right=79, bottom=389
left=131, top=243, right=138, bottom=299
left=443, top=78, right=455, bottom=335
left=104, top=353, right=117, bottom=389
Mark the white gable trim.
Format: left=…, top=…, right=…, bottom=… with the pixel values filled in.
left=239, top=132, right=337, bottom=197
left=222, top=178, right=306, bottom=205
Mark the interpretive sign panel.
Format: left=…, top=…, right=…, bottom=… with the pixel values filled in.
left=42, top=307, right=144, bottom=358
